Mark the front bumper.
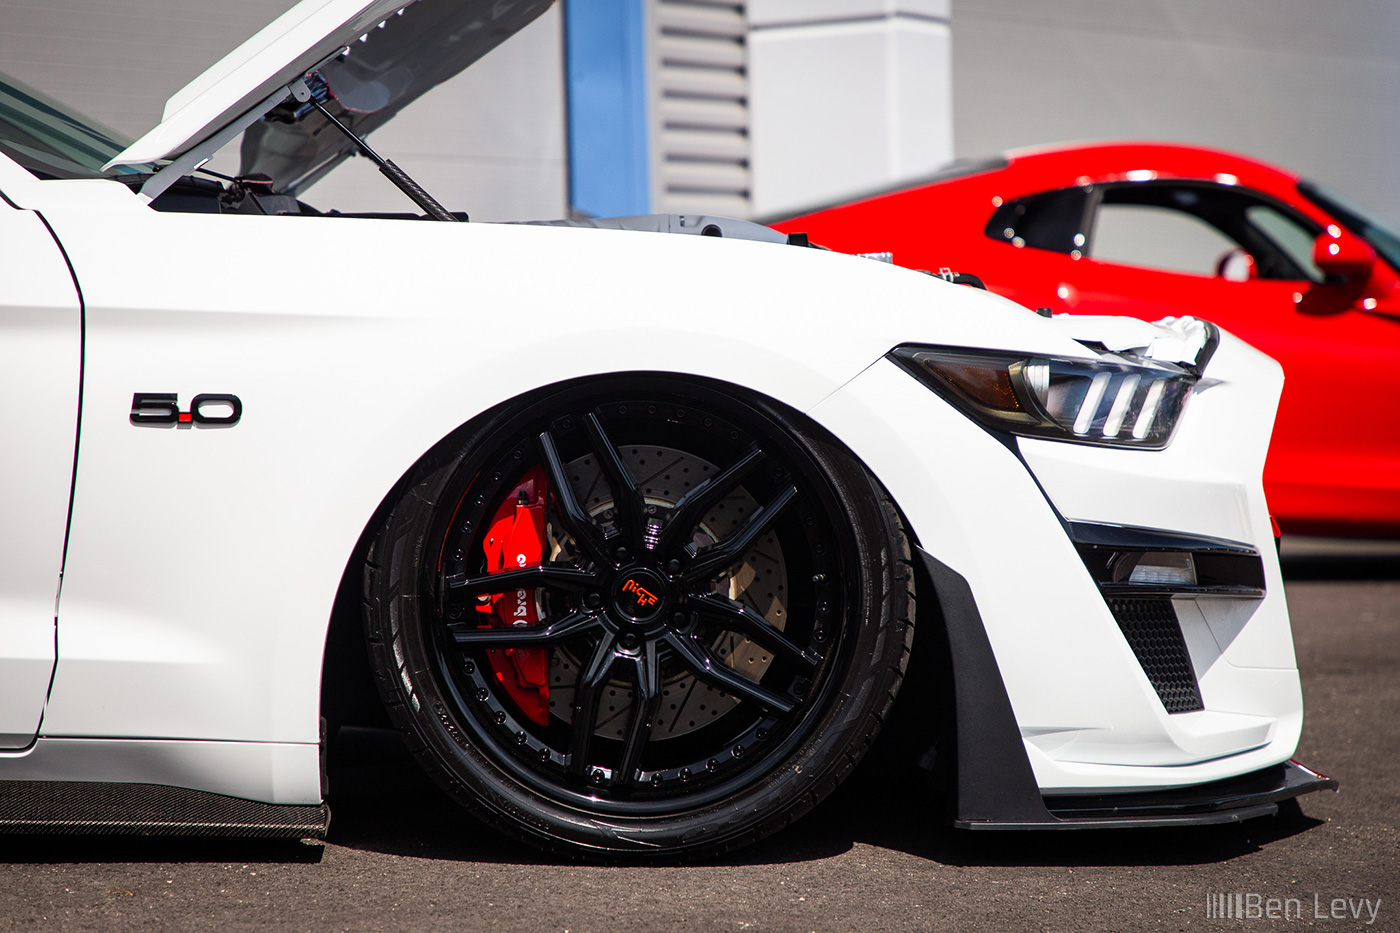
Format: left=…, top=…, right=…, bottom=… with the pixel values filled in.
left=917, top=547, right=1335, bottom=830
left=811, top=323, right=1316, bottom=828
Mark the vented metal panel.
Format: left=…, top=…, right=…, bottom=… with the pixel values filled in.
left=1105, top=598, right=1204, bottom=713
left=651, top=0, right=751, bottom=216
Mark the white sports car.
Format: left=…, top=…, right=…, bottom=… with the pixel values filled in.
left=0, top=0, right=1332, bottom=857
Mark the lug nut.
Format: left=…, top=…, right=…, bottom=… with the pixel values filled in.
left=615, top=546, right=630, bottom=562
left=667, top=559, right=682, bottom=574
left=585, top=592, right=603, bottom=609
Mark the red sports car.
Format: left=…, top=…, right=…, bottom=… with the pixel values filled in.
left=773, top=142, right=1400, bottom=537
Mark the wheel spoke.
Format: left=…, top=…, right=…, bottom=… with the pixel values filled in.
left=568, top=633, right=620, bottom=778
left=615, top=641, right=663, bottom=786
left=686, top=593, right=820, bottom=671
left=681, top=484, right=798, bottom=583
left=656, top=444, right=765, bottom=555
left=448, top=610, right=600, bottom=648
left=583, top=412, right=642, bottom=548
left=539, top=428, right=610, bottom=564
left=662, top=631, right=796, bottom=713
left=446, top=564, right=597, bottom=598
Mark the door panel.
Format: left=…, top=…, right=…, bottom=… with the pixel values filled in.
left=0, top=203, right=81, bottom=747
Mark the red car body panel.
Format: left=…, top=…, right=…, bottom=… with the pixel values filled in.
left=773, top=143, right=1400, bottom=537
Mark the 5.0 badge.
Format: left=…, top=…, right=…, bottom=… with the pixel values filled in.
left=130, top=393, right=242, bottom=427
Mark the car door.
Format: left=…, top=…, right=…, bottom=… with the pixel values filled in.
left=1063, top=180, right=1400, bottom=533
left=0, top=195, right=82, bottom=748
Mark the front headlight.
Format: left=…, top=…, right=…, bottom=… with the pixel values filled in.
left=890, top=346, right=1197, bottom=449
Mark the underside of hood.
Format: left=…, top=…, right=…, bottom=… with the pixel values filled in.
left=107, top=0, right=553, bottom=194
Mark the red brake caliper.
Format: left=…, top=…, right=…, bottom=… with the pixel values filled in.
left=477, top=465, right=550, bottom=725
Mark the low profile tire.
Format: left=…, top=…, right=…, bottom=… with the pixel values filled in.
left=363, top=377, right=913, bottom=858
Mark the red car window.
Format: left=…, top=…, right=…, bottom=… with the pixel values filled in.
left=1084, top=182, right=1322, bottom=281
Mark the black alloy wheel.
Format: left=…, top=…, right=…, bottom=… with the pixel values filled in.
left=363, top=377, right=913, bottom=857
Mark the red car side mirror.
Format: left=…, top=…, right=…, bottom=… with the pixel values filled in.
left=1313, top=226, right=1375, bottom=279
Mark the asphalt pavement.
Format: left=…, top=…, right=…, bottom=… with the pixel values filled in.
left=1, top=539, right=1395, bottom=932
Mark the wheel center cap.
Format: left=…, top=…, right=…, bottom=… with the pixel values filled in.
left=612, top=568, right=667, bottom=624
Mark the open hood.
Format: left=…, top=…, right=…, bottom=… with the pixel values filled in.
left=106, top=0, right=553, bottom=194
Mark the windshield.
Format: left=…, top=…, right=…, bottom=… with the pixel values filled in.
left=0, top=71, right=158, bottom=179
left=1298, top=180, right=1400, bottom=274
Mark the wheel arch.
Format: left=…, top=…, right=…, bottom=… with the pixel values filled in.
left=316, top=369, right=871, bottom=732
left=315, top=367, right=924, bottom=827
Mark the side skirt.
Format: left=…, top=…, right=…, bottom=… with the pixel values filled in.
left=0, top=780, right=328, bottom=837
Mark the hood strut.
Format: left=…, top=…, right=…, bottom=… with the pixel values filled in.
left=289, top=76, right=459, bottom=222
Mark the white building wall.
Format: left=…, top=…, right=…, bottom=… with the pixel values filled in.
left=747, top=0, right=954, bottom=218
left=952, top=0, right=1400, bottom=224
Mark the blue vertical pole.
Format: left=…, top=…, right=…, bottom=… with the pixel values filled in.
left=564, top=0, right=651, bottom=217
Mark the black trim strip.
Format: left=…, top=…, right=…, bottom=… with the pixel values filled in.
left=1067, top=522, right=1257, bottom=554
left=0, top=781, right=329, bottom=838
left=1096, top=583, right=1265, bottom=599
left=1069, top=521, right=1266, bottom=597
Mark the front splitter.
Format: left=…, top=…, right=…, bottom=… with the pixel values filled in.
left=956, top=759, right=1337, bottom=830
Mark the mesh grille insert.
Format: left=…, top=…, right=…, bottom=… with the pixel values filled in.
left=1106, top=597, right=1203, bottom=713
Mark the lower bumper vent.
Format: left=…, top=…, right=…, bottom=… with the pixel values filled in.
left=1105, top=597, right=1203, bottom=713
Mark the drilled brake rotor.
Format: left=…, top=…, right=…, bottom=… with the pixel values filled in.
left=544, top=445, right=788, bottom=739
